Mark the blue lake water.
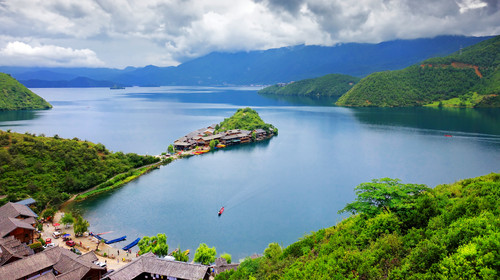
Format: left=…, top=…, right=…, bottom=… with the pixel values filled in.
left=1, top=86, right=500, bottom=261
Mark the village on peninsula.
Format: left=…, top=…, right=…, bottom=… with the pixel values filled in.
left=171, top=107, right=277, bottom=156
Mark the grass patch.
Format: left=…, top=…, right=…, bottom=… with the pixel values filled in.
left=424, top=92, right=485, bottom=108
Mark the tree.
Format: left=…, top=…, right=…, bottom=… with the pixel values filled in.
left=194, top=243, right=217, bottom=265
left=41, top=208, right=56, bottom=221
left=338, top=178, right=429, bottom=217
left=74, top=215, right=89, bottom=236
left=167, top=144, right=175, bottom=154
left=220, top=253, right=232, bottom=264
left=209, top=139, right=219, bottom=149
left=172, top=247, right=189, bottom=262
left=264, top=243, right=282, bottom=262
left=138, top=233, right=169, bottom=257
left=60, top=212, right=74, bottom=228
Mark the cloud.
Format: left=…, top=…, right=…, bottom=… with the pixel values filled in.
left=0, top=41, right=104, bottom=67
left=0, top=0, right=499, bottom=68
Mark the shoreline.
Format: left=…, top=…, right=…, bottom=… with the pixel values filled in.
left=64, top=130, right=275, bottom=207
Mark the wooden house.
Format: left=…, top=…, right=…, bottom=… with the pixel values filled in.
left=0, top=202, right=38, bottom=244
left=104, top=252, right=211, bottom=280
left=0, top=236, right=34, bottom=266
left=0, top=217, right=35, bottom=244
left=0, top=246, right=105, bottom=280
left=213, top=257, right=239, bottom=275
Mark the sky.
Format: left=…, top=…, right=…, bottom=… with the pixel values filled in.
left=0, top=0, right=499, bottom=69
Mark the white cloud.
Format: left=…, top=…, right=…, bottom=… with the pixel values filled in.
left=0, top=41, right=104, bottom=67
left=0, top=0, right=499, bottom=68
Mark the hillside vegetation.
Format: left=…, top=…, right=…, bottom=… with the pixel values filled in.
left=336, top=35, right=500, bottom=107
left=0, top=73, right=52, bottom=110
left=0, top=130, right=159, bottom=212
left=216, top=108, right=277, bottom=134
left=258, top=74, right=360, bottom=99
left=217, top=173, right=500, bottom=280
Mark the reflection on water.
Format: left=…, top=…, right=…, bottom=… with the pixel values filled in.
left=0, top=110, right=40, bottom=125
left=350, top=107, right=500, bottom=136
left=259, top=93, right=339, bottom=107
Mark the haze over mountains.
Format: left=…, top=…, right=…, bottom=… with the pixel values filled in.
left=0, top=35, right=492, bottom=87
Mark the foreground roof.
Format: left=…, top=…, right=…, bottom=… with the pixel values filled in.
left=0, top=236, right=34, bottom=266
left=0, top=202, right=38, bottom=219
left=15, top=198, right=36, bottom=206
left=0, top=246, right=104, bottom=280
left=106, top=252, right=210, bottom=280
left=0, top=217, right=35, bottom=238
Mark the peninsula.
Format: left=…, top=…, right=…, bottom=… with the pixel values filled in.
left=172, top=107, right=277, bottom=154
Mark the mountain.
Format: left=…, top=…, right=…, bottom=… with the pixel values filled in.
left=20, top=77, right=125, bottom=88
left=0, top=35, right=491, bottom=87
left=0, top=73, right=52, bottom=110
left=257, top=73, right=361, bottom=99
left=336, top=35, right=500, bottom=107
left=216, top=173, right=500, bottom=280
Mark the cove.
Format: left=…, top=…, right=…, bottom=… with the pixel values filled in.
left=1, top=86, right=499, bottom=261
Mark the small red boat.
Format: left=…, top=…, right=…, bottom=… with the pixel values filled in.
left=444, top=134, right=453, bottom=137
left=218, top=207, right=224, bottom=216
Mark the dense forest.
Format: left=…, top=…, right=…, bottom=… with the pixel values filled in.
left=258, top=74, right=360, bottom=99
left=216, top=107, right=278, bottom=134
left=0, top=130, right=159, bottom=212
left=0, top=73, right=52, bottom=110
left=336, top=35, right=500, bottom=107
left=216, top=173, right=500, bottom=280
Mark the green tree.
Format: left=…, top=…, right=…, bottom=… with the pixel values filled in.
left=60, top=212, right=74, bottom=228
left=220, top=253, right=232, bottom=264
left=74, top=215, right=89, bottom=236
left=138, top=233, right=169, bottom=257
left=264, top=243, right=282, bottom=262
left=338, top=178, right=429, bottom=217
left=172, top=247, right=189, bottom=262
left=167, top=144, right=175, bottom=154
left=41, top=208, right=56, bottom=221
left=194, top=243, right=217, bottom=265
left=209, top=139, right=219, bottom=149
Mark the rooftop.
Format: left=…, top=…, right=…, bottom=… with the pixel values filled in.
left=105, top=252, right=210, bottom=280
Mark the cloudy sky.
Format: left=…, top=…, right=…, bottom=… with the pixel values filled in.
left=0, top=0, right=499, bottom=68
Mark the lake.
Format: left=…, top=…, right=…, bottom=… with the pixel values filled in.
left=2, top=86, right=500, bottom=261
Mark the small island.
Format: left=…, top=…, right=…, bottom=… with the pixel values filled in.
left=172, top=107, right=277, bottom=154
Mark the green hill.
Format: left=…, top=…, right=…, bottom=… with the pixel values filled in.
left=216, top=107, right=277, bottom=134
left=336, top=36, right=500, bottom=107
left=0, top=130, right=159, bottom=211
left=0, top=73, right=52, bottom=110
left=217, top=173, right=500, bottom=280
left=258, top=74, right=361, bottom=99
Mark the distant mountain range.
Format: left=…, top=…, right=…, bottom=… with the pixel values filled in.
left=0, top=35, right=492, bottom=87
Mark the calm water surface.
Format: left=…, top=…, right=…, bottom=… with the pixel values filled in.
left=1, top=86, right=500, bottom=260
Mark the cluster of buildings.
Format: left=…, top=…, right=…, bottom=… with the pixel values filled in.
left=173, top=124, right=271, bottom=151
left=0, top=200, right=107, bottom=280
left=0, top=199, right=240, bottom=280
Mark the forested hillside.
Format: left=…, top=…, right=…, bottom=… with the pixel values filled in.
left=216, top=107, right=277, bottom=134
left=0, top=131, right=159, bottom=211
left=0, top=73, right=52, bottom=110
left=258, top=74, right=360, bottom=99
left=336, top=35, right=500, bottom=107
left=217, top=173, right=500, bottom=280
